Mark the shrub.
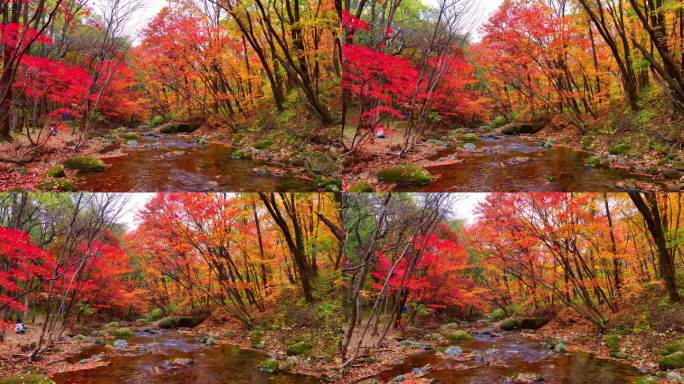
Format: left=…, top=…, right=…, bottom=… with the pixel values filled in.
left=491, top=116, right=507, bottom=128
left=489, top=308, right=506, bottom=322
left=148, top=308, right=163, bottom=321
left=123, top=132, right=140, bottom=141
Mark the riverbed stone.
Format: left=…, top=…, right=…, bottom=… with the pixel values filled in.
left=113, top=339, right=128, bottom=349
left=0, top=375, right=55, bottom=384
left=411, top=363, right=431, bottom=377
left=444, top=346, right=462, bottom=357
left=464, top=143, right=477, bottom=152
left=389, top=374, right=406, bottom=382
left=506, top=372, right=543, bottom=383
left=666, top=371, right=684, bottom=384
left=661, top=351, right=684, bottom=370
left=584, top=156, right=601, bottom=168
left=377, top=165, right=433, bottom=186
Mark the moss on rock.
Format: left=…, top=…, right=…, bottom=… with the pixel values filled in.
left=661, top=336, right=684, bottom=356
left=377, top=165, right=433, bottom=186
left=660, top=351, right=684, bottom=370
left=110, top=327, right=134, bottom=338
left=63, top=156, right=106, bottom=172
left=46, top=166, right=65, bottom=178
left=286, top=341, right=311, bottom=356
left=446, top=330, right=472, bottom=343
left=461, top=133, right=480, bottom=144
left=258, top=358, right=278, bottom=373
left=0, top=375, right=55, bottom=384
left=348, top=182, right=374, bottom=192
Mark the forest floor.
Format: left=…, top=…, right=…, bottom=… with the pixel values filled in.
left=0, top=129, right=108, bottom=191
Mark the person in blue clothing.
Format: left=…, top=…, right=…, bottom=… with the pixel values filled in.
left=14, top=318, right=26, bottom=334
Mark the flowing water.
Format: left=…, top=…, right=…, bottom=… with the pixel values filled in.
left=52, top=331, right=321, bottom=384
left=75, top=134, right=312, bottom=192
left=377, top=333, right=642, bottom=384
left=398, top=136, right=664, bottom=192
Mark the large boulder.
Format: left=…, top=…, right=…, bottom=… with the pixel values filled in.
left=499, top=317, right=550, bottom=331
left=500, top=121, right=546, bottom=135
left=158, top=121, right=203, bottom=134
left=158, top=316, right=205, bottom=329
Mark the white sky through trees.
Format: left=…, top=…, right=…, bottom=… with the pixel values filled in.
left=92, top=0, right=502, bottom=44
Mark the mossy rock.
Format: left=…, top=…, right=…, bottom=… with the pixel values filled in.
left=63, top=156, right=106, bottom=172
left=158, top=316, right=204, bottom=329
left=110, top=327, right=134, bottom=338
left=461, top=133, right=480, bottom=144
left=660, top=351, right=684, bottom=370
left=104, top=321, right=120, bottom=328
left=446, top=330, right=472, bottom=343
left=286, top=341, right=311, bottom=356
left=122, top=132, right=141, bottom=141
left=230, top=149, right=250, bottom=160
left=661, top=336, right=684, bottom=356
left=610, top=143, right=630, bottom=155
left=46, top=166, right=65, bottom=178
left=255, top=139, right=275, bottom=150
left=377, top=165, right=433, bottom=186
left=0, top=375, right=55, bottom=384
left=499, top=318, right=523, bottom=331
left=258, top=358, right=278, bottom=373
left=584, top=156, right=601, bottom=168
left=609, top=350, right=628, bottom=359
left=37, top=179, right=76, bottom=192
left=348, top=182, right=374, bottom=192
left=636, top=375, right=657, bottom=384
left=605, top=334, right=620, bottom=352
left=249, top=330, right=263, bottom=349
left=304, top=152, right=338, bottom=177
